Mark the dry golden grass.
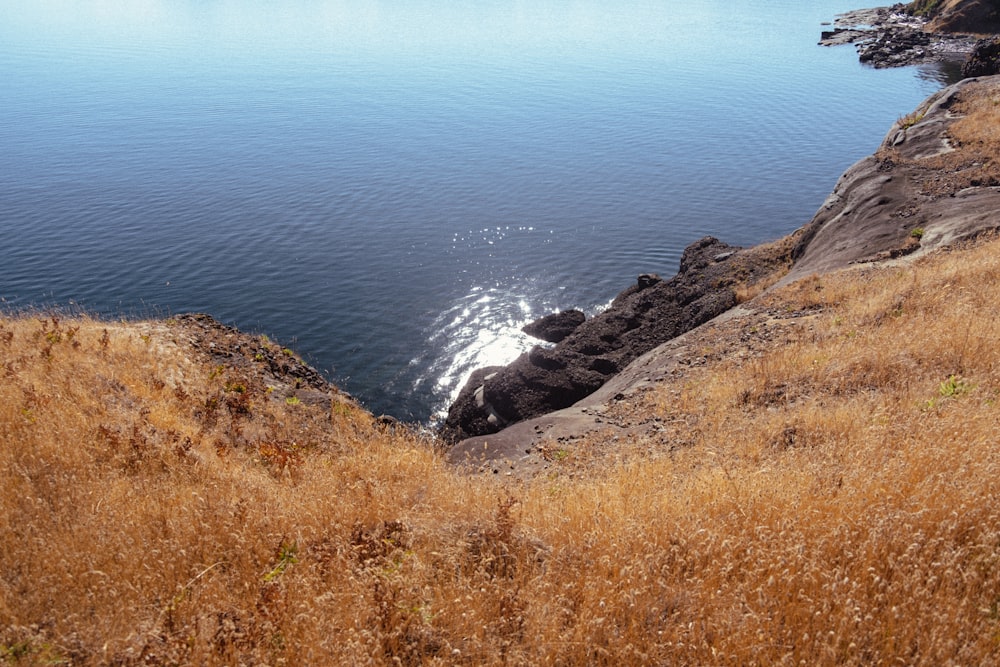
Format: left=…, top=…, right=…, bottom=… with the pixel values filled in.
left=5, top=236, right=1000, bottom=665
left=950, top=82, right=1000, bottom=157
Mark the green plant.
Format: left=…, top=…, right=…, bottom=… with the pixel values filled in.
left=898, top=110, right=926, bottom=129
left=0, top=640, right=67, bottom=664
left=939, top=374, right=971, bottom=398
left=906, top=0, right=942, bottom=17
left=262, top=541, right=298, bottom=582
left=911, top=227, right=925, bottom=240
left=285, top=396, right=301, bottom=406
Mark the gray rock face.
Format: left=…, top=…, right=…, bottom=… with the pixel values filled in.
left=785, top=76, right=1000, bottom=285
left=522, top=309, right=586, bottom=343
left=441, top=237, right=769, bottom=442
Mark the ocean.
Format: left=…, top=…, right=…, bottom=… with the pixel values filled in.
left=0, top=0, right=961, bottom=420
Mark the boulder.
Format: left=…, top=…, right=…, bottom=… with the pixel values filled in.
left=522, top=309, right=586, bottom=343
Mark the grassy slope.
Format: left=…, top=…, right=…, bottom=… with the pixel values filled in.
left=5, top=244, right=1000, bottom=666
left=4, top=88, right=1000, bottom=665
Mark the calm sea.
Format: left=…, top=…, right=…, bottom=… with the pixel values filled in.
left=0, top=1, right=961, bottom=420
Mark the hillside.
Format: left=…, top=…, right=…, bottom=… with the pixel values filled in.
left=912, top=0, right=1000, bottom=33
left=3, top=81, right=1000, bottom=666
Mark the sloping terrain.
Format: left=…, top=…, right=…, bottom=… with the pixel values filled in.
left=6, top=232, right=1000, bottom=665
left=922, top=0, right=1000, bottom=33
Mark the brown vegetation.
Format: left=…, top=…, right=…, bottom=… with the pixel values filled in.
left=4, top=229, right=1000, bottom=664
left=950, top=79, right=1000, bottom=155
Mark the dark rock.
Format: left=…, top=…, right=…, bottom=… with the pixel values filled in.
left=438, top=366, right=504, bottom=442
left=858, top=27, right=932, bottom=67
left=522, top=309, right=586, bottom=343
left=441, top=236, right=777, bottom=442
left=376, top=414, right=400, bottom=428
left=963, top=37, right=1000, bottom=76
left=637, top=274, right=661, bottom=289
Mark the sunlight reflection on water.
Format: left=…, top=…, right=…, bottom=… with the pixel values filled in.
left=421, top=286, right=537, bottom=418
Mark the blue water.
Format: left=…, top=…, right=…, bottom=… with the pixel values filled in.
left=0, top=1, right=958, bottom=420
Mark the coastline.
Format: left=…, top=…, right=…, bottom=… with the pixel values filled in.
left=440, top=1, right=1000, bottom=461
left=445, top=73, right=1000, bottom=474
left=819, top=5, right=979, bottom=68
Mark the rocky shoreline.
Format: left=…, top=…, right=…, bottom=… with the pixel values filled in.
left=438, top=2, right=1000, bottom=465
left=440, top=237, right=794, bottom=443
left=445, top=73, right=1000, bottom=473
left=819, top=5, right=978, bottom=68
left=819, top=2, right=1000, bottom=71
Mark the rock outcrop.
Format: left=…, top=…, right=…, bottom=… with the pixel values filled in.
left=441, top=237, right=792, bottom=442
left=819, top=5, right=981, bottom=69
left=170, top=313, right=359, bottom=412
left=785, top=75, right=1000, bottom=283
left=521, top=309, right=586, bottom=343
left=963, top=36, right=1000, bottom=74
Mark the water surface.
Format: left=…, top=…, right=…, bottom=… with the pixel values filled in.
left=0, top=1, right=959, bottom=419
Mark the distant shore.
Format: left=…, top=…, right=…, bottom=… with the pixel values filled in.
left=819, top=5, right=979, bottom=68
